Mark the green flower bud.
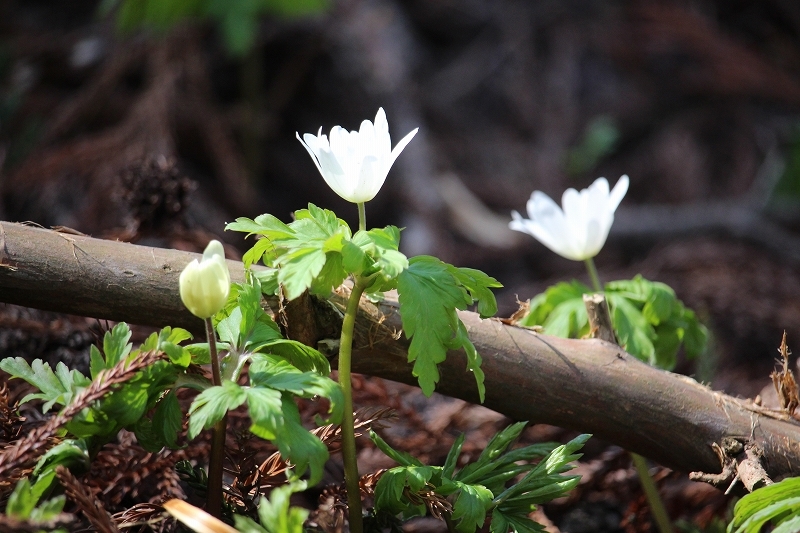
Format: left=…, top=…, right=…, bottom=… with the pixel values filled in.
left=179, top=240, right=231, bottom=319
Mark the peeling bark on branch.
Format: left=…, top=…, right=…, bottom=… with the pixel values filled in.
left=2, top=222, right=800, bottom=482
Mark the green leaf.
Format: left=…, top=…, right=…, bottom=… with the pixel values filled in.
left=103, top=322, right=133, bottom=368
left=684, top=312, right=709, bottom=359
left=218, top=8, right=257, bottom=56
left=267, top=205, right=351, bottom=297
left=494, top=434, right=588, bottom=505
left=490, top=509, right=547, bottom=533
left=542, top=298, right=587, bottom=338
left=226, top=214, right=294, bottom=240
left=370, top=430, right=424, bottom=467
left=161, top=342, right=190, bottom=367
left=351, top=226, right=409, bottom=280
left=446, top=266, right=502, bottom=319
left=253, top=481, right=309, bottom=533
left=6, top=472, right=64, bottom=521
left=774, top=515, right=800, bottom=533
left=136, top=326, right=191, bottom=367
left=89, top=345, right=104, bottom=380
left=245, top=387, right=284, bottom=440
left=608, top=294, right=656, bottom=364
left=341, top=240, right=370, bottom=276
left=114, top=0, right=203, bottom=33
left=520, top=280, right=590, bottom=328
left=448, top=482, right=494, bottom=533
left=233, top=516, right=269, bottom=533
left=455, top=320, right=486, bottom=400
left=374, top=465, right=437, bottom=517
left=730, top=477, right=800, bottom=533
left=0, top=358, right=89, bottom=411
left=28, top=494, right=66, bottom=523
left=217, top=305, right=242, bottom=346
left=259, top=339, right=330, bottom=374
left=86, top=388, right=148, bottom=436
left=443, top=433, right=465, bottom=480
left=249, top=356, right=341, bottom=420
left=232, top=207, right=412, bottom=304
left=397, top=256, right=491, bottom=400
left=243, top=239, right=276, bottom=270
left=566, top=115, right=619, bottom=177
left=278, top=248, right=327, bottom=300
left=6, top=478, right=37, bottom=518
left=185, top=343, right=211, bottom=365
left=605, top=276, right=648, bottom=301
left=187, top=381, right=247, bottom=439
left=642, top=282, right=675, bottom=325
left=369, top=424, right=585, bottom=532
left=253, top=267, right=280, bottom=295
left=456, top=422, right=527, bottom=484
left=131, top=418, right=161, bottom=453
left=263, top=395, right=328, bottom=484
left=310, top=252, right=348, bottom=296
left=652, top=322, right=682, bottom=372
left=526, top=275, right=707, bottom=370
left=217, top=279, right=285, bottom=361
left=152, top=391, right=183, bottom=449
left=33, top=439, right=89, bottom=477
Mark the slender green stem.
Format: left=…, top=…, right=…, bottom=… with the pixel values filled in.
left=206, top=318, right=222, bottom=386
left=582, top=260, right=673, bottom=533
left=205, top=318, right=226, bottom=520
left=632, top=453, right=674, bottom=533
left=584, top=257, right=603, bottom=293
left=357, top=202, right=366, bottom=232
left=339, top=277, right=368, bottom=533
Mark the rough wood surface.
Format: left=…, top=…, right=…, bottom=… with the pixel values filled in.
left=2, top=221, right=800, bottom=482
left=583, top=293, right=618, bottom=344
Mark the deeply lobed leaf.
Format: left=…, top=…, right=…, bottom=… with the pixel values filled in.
left=397, top=256, right=500, bottom=401
left=372, top=422, right=588, bottom=533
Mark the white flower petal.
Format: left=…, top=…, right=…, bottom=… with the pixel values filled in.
left=387, top=127, right=418, bottom=170
left=316, top=146, right=349, bottom=197
left=297, top=132, right=325, bottom=177
left=511, top=175, right=630, bottom=261
left=608, top=175, right=629, bottom=211
left=374, top=107, right=392, bottom=158
left=353, top=156, right=381, bottom=202
left=297, top=109, right=417, bottom=203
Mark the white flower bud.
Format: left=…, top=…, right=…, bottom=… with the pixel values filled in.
left=179, top=240, right=231, bottom=319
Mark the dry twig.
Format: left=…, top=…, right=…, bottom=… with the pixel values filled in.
left=56, top=465, right=120, bottom=533
left=771, top=331, right=799, bottom=415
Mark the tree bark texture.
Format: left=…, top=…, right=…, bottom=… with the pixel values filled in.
left=2, top=222, right=800, bottom=482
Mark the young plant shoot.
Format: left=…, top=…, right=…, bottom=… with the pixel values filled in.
left=179, top=239, right=231, bottom=519
left=510, top=175, right=691, bottom=533
left=229, top=108, right=501, bottom=533
left=297, top=108, right=418, bottom=531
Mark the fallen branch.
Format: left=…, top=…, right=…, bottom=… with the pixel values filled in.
left=2, top=222, right=800, bottom=482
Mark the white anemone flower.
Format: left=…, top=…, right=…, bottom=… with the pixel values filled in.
left=296, top=108, right=419, bottom=203
left=510, top=175, right=629, bottom=261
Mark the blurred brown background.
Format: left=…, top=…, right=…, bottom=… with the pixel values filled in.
left=2, top=0, right=800, bottom=394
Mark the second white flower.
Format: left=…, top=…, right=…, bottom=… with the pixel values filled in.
left=510, top=175, right=630, bottom=261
